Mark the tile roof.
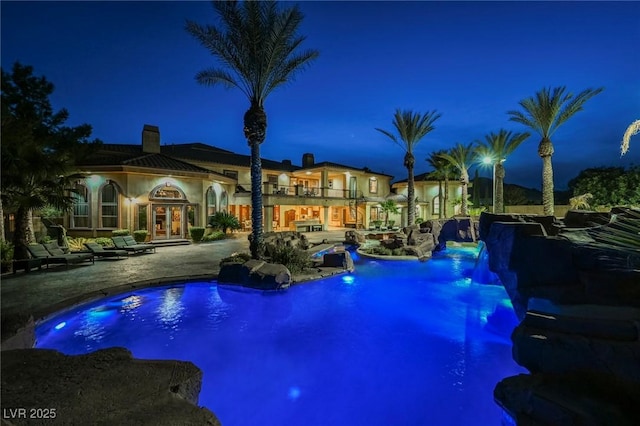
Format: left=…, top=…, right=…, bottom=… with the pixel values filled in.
left=161, top=143, right=299, bottom=172
left=79, top=145, right=216, bottom=174
left=300, top=161, right=393, bottom=178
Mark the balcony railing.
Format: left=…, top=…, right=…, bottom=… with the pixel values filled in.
left=236, top=183, right=364, bottom=200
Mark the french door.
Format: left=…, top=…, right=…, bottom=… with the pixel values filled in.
left=152, top=205, right=183, bottom=239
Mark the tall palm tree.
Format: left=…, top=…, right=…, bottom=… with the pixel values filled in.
left=475, top=129, right=530, bottom=213
left=508, top=86, right=603, bottom=216
left=376, top=109, right=441, bottom=226
left=438, top=143, right=474, bottom=216
left=186, top=1, right=319, bottom=258
left=426, top=150, right=453, bottom=218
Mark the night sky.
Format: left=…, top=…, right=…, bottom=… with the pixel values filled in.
left=2, top=1, right=638, bottom=189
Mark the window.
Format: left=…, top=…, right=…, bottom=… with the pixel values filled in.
left=223, top=170, right=238, bottom=180
left=432, top=196, right=440, bottom=215
left=137, top=204, right=148, bottom=230
left=370, top=207, right=380, bottom=221
left=151, top=185, right=183, bottom=199
left=71, top=184, right=90, bottom=228
left=187, top=204, right=197, bottom=227
left=100, top=182, right=119, bottom=228
left=349, top=176, right=357, bottom=198
left=206, top=187, right=217, bottom=221
left=369, top=177, right=378, bottom=194
left=220, top=191, right=228, bottom=213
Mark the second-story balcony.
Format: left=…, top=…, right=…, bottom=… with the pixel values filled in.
left=234, top=183, right=364, bottom=201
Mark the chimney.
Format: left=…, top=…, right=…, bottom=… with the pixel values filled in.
left=142, top=124, right=160, bottom=153
left=302, top=153, right=315, bottom=168
left=282, top=159, right=292, bottom=166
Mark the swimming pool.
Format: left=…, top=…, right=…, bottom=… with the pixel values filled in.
left=36, top=246, right=524, bottom=425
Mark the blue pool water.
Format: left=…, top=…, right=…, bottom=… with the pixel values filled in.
left=36, top=246, right=524, bottom=425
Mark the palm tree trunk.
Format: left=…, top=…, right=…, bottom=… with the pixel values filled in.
left=437, top=180, right=443, bottom=219
left=460, top=170, right=469, bottom=216
left=444, top=176, right=449, bottom=218
left=541, top=155, right=554, bottom=216
left=407, top=163, right=415, bottom=226
left=538, top=138, right=555, bottom=216
left=12, top=206, right=30, bottom=260
left=495, top=162, right=505, bottom=214
left=26, top=209, right=35, bottom=243
left=244, top=103, right=267, bottom=259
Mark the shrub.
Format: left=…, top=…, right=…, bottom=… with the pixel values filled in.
left=392, top=248, right=405, bottom=256
left=202, top=231, right=226, bottom=242
left=112, top=229, right=130, bottom=236
left=95, top=237, right=113, bottom=247
left=66, top=237, right=90, bottom=252
left=208, top=212, right=241, bottom=233
left=269, top=244, right=312, bottom=274
left=219, top=252, right=252, bottom=266
left=133, top=230, right=148, bottom=243
left=1, top=240, right=14, bottom=267
left=364, top=246, right=393, bottom=256
left=189, top=227, right=206, bottom=242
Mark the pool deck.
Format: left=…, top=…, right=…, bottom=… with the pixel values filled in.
left=0, top=229, right=351, bottom=332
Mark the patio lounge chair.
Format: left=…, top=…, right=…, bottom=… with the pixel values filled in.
left=44, top=242, right=95, bottom=264
left=112, top=236, right=155, bottom=254
left=26, top=244, right=94, bottom=269
left=84, top=242, right=129, bottom=259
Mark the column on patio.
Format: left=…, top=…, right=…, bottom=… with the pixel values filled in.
left=322, top=206, right=329, bottom=230
left=321, top=170, right=329, bottom=197
left=264, top=205, right=274, bottom=232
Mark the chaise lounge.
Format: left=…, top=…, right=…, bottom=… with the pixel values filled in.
left=26, top=243, right=94, bottom=269
left=112, top=236, right=156, bottom=254
left=84, top=242, right=129, bottom=260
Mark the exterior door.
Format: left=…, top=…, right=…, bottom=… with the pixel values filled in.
left=153, top=205, right=183, bottom=239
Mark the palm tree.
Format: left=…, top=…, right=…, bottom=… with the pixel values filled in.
left=186, top=1, right=319, bottom=258
left=379, top=199, right=400, bottom=227
left=426, top=150, right=454, bottom=218
left=508, top=86, right=603, bottom=216
left=437, top=143, right=474, bottom=216
left=376, top=109, right=441, bottom=226
left=475, top=129, right=530, bottom=213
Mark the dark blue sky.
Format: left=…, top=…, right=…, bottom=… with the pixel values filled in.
left=2, top=1, right=639, bottom=189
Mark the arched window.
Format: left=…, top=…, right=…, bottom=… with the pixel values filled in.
left=71, top=184, right=90, bottom=228
left=100, top=182, right=119, bottom=228
left=150, top=184, right=185, bottom=199
left=432, top=196, right=440, bottom=215
left=219, top=191, right=228, bottom=213
left=206, top=187, right=217, bottom=220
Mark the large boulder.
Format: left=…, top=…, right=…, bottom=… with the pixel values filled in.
left=322, top=251, right=354, bottom=272
left=218, top=259, right=291, bottom=290
left=344, top=230, right=365, bottom=245
left=1, top=347, right=220, bottom=425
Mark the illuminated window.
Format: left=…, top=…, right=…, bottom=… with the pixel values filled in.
left=369, top=177, right=378, bottom=194
left=150, top=184, right=185, bottom=199
left=72, top=184, right=90, bottom=228
left=220, top=191, right=228, bottom=213
left=206, top=187, right=217, bottom=220
left=100, top=182, right=119, bottom=228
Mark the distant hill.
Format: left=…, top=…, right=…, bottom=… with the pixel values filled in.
left=470, top=176, right=570, bottom=205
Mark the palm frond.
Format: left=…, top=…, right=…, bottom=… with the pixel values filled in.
left=621, top=119, right=640, bottom=156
